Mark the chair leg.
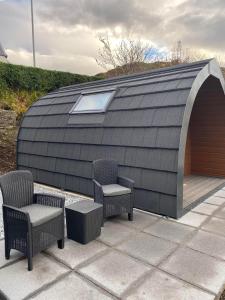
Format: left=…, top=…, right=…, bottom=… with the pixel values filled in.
left=57, top=239, right=64, bottom=249
left=28, top=255, right=33, bottom=271
left=101, top=218, right=106, bottom=227
left=27, top=234, right=33, bottom=271
left=5, top=246, right=10, bottom=260
left=128, top=212, right=133, bottom=221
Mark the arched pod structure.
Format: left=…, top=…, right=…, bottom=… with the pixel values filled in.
left=17, top=59, right=225, bottom=218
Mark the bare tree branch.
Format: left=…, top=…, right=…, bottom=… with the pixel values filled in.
left=96, top=34, right=155, bottom=76
left=96, top=37, right=225, bottom=78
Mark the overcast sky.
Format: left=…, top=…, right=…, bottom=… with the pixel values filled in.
left=0, top=0, right=224, bottom=75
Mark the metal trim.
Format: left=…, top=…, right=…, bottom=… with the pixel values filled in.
left=176, top=59, right=225, bottom=218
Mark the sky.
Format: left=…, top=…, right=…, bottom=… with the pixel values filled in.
left=0, top=0, right=224, bottom=75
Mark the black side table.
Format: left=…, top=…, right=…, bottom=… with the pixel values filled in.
left=65, top=200, right=103, bottom=244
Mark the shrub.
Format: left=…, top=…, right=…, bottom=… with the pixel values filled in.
left=0, top=62, right=103, bottom=119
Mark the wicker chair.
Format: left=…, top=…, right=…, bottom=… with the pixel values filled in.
left=93, top=159, right=134, bottom=224
left=0, top=170, right=65, bottom=271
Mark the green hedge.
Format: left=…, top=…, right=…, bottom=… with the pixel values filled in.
left=0, top=62, right=103, bottom=119
left=0, top=62, right=102, bottom=92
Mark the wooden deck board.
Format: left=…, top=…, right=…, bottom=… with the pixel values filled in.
left=183, top=175, right=225, bottom=208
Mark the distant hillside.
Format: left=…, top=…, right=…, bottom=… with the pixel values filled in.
left=98, top=61, right=174, bottom=79
left=99, top=62, right=225, bottom=80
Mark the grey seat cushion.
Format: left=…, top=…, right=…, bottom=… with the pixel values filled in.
left=102, top=184, right=131, bottom=197
left=20, top=204, right=62, bottom=227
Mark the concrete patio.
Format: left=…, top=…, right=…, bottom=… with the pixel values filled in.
left=0, top=184, right=225, bottom=300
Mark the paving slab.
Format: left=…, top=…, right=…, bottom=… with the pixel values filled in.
left=205, top=196, right=225, bottom=206
left=192, top=203, right=218, bottom=215
left=1, top=182, right=225, bottom=299
left=202, top=217, right=225, bottom=237
left=113, top=210, right=159, bottom=230
left=214, top=207, right=225, bottom=219
left=31, top=273, right=113, bottom=300
left=161, top=247, right=225, bottom=294
left=79, top=250, right=151, bottom=297
left=213, top=190, right=225, bottom=198
left=144, top=219, right=195, bottom=243
left=0, top=254, right=69, bottom=300
left=116, top=232, right=177, bottom=266
left=97, top=221, right=136, bottom=246
left=0, top=239, right=23, bottom=268
left=188, top=230, right=225, bottom=261
left=46, top=239, right=108, bottom=269
left=125, top=270, right=214, bottom=300
left=176, top=212, right=208, bottom=227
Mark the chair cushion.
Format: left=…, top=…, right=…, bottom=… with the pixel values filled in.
left=102, top=184, right=131, bottom=197
left=20, top=204, right=62, bottom=227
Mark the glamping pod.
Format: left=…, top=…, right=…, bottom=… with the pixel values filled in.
left=17, top=59, right=225, bottom=218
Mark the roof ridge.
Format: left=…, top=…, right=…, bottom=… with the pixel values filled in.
left=58, top=59, right=212, bottom=92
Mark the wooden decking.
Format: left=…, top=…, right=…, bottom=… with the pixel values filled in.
left=183, top=175, right=225, bottom=208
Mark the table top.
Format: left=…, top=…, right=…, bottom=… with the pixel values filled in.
left=65, top=200, right=103, bottom=214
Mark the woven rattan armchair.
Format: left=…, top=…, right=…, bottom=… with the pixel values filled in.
left=93, top=159, right=134, bottom=224
left=0, top=170, right=65, bottom=271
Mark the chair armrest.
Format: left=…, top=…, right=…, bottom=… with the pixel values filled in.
left=93, top=179, right=104, bottom=203
left=2, top=204, right=32, bottom=241
left=117, top=176, right=134, bottom=189
left=2, top=204, right=31, bottom=224
left=34, top=193, right=65, bottom=209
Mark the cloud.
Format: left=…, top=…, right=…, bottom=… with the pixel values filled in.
left=0, top=0, right=104, bottom=74
left=165, top=0, right=225, bottom=50
left=7, top=48, right=99, bottom=74
left=36, top=0, right=225, bottom=53
left=38, top=0, right=157, bottom=30
left=0, top=1, right=32, bottom=52
left=0, top=0, right=224, bottom=74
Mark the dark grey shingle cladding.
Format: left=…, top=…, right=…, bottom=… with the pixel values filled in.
left=17, top=59, right=225, bottom=218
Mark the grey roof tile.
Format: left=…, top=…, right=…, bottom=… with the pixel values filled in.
left=109, top=95, right=144, bottom=110
left=47, top=143, right=81, bottom=160
left=55, top=159, right=92, bottom=178
left=21, top=116, right=43, bottom=128
left=124, top=148, right=177, bottom=172
left=141, top=169, right=177, bottom=195
left=159, top=194, right=177, bottom=217
left=151, top=106, right=184, bottom=126
left=26, top=105, right=52, bottom=116
left=18, top=128, right=37, bottom=141
left=155, top=128, right=181, bottom=148
left=134, top=189, right=160, bottom=214
left=47, top=103, right=73, bottom=114
left=65, top=175, right=80, bottom=192
left=64, top=128, right=103, bottom=144
left=68, top=113, right=105, bottom=125
left=40, top=115, right=69, bottom=128
left=79, top=145, right=126, bottom=164
left=105, top=109, right=156, bottom=127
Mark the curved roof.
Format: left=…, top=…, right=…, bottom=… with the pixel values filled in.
left=17, top=59, right=225, bottom=218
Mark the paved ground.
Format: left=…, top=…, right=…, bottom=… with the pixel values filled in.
left=0, top=184, right=225, bottom=300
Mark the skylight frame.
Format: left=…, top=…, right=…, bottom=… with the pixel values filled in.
left=70, top=89, right=116, bottom=114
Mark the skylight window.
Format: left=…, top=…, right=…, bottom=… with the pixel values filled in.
left=71, top=91, right=114, bottom=113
